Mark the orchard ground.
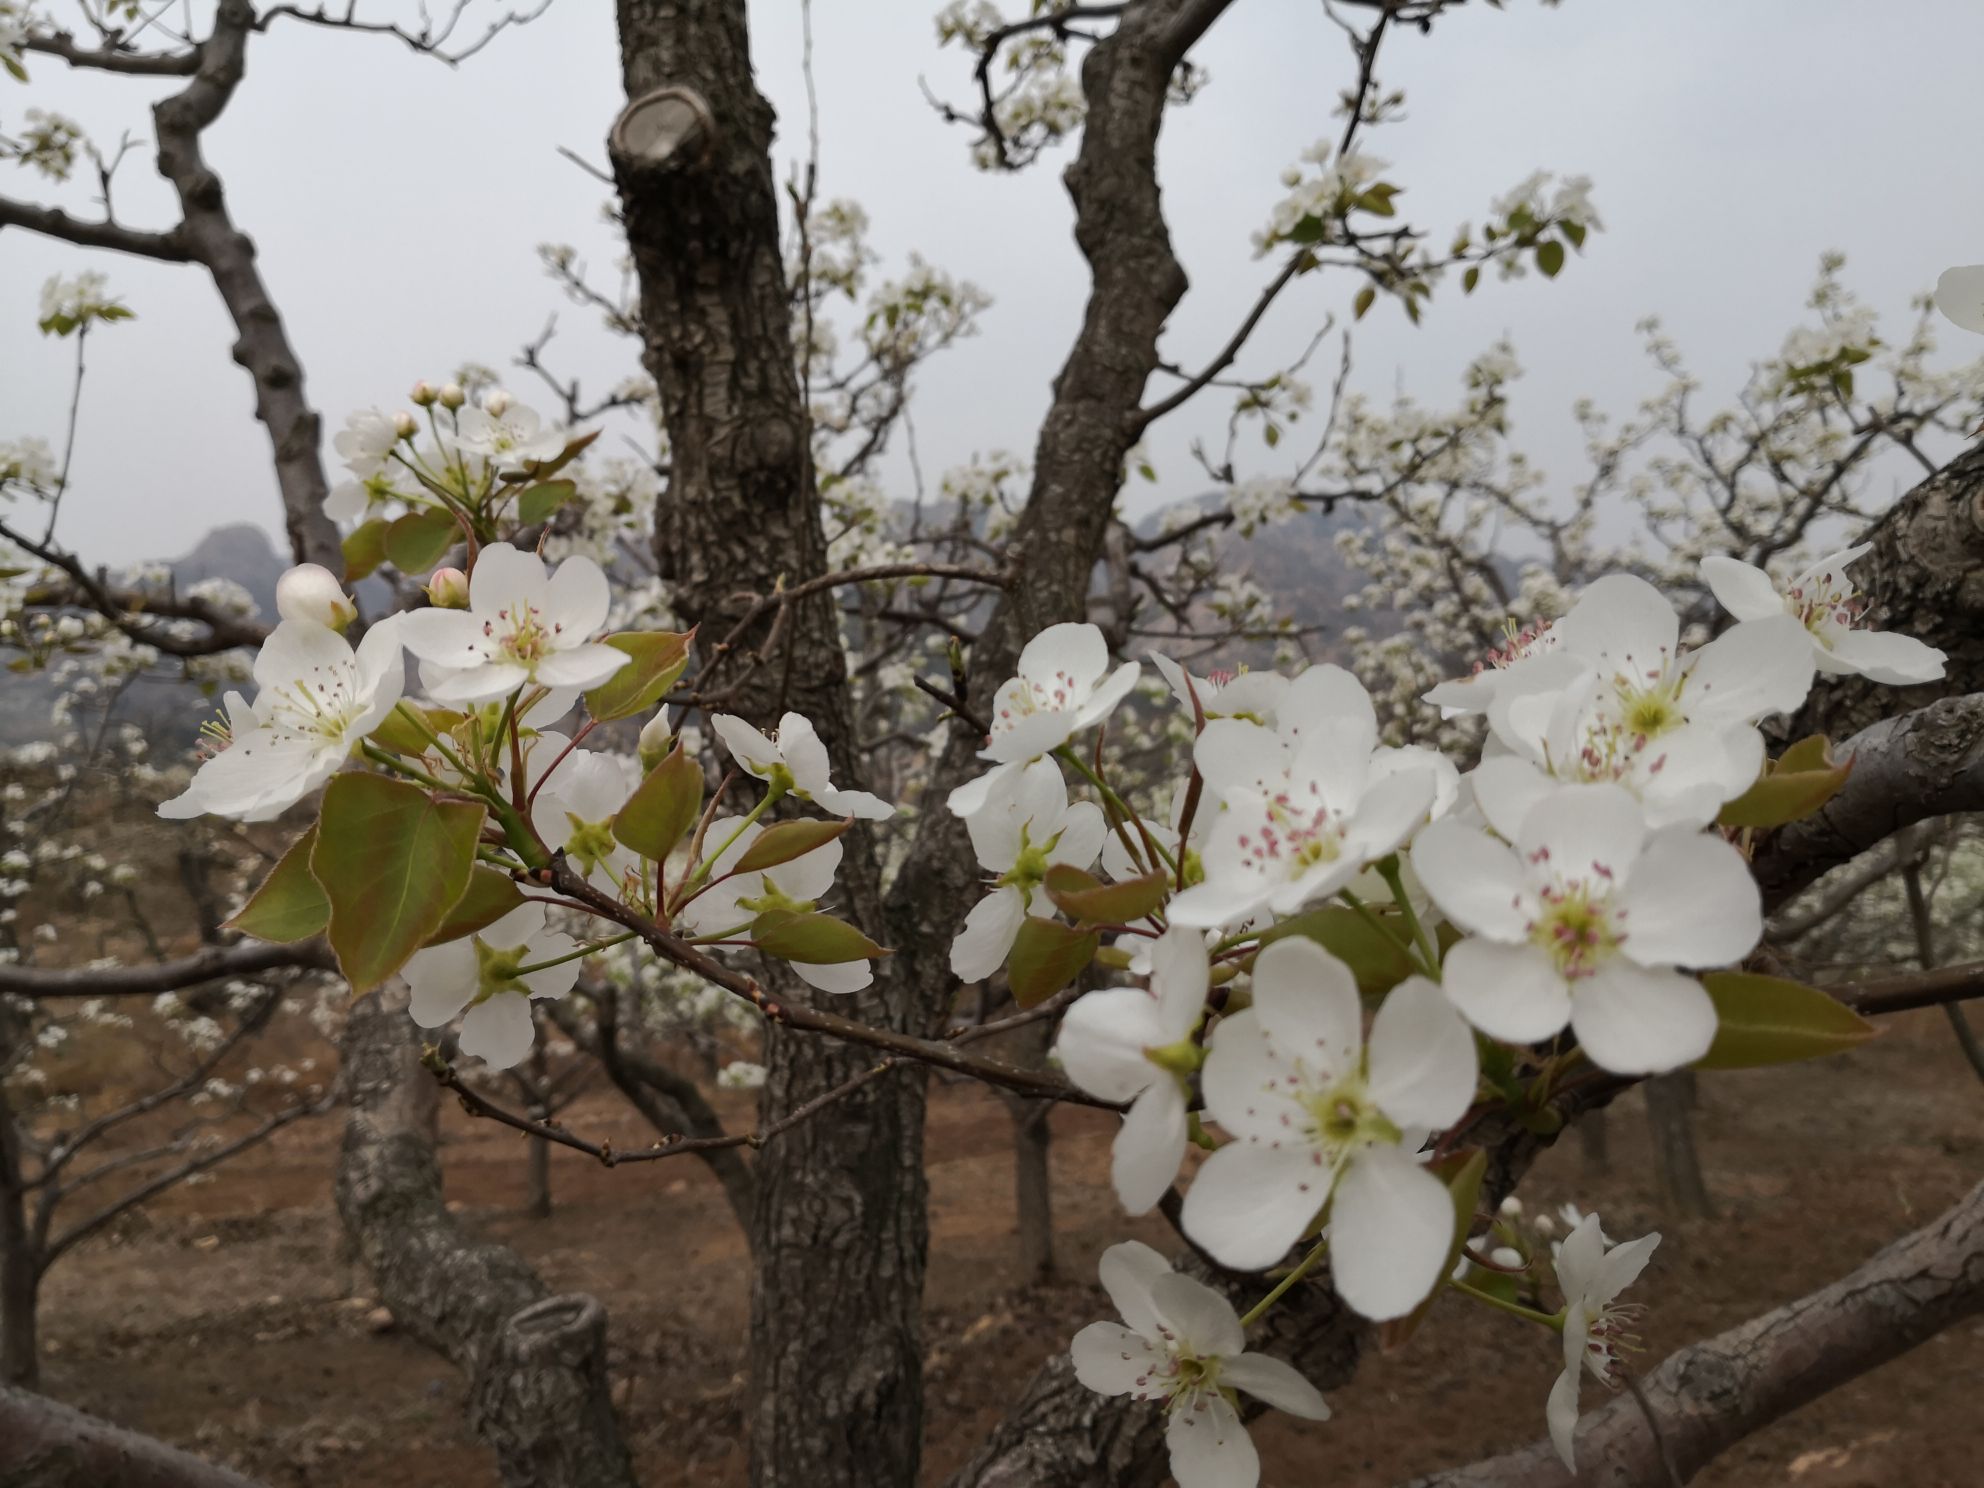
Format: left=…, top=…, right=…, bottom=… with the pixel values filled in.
left=26, top=991, right=1984, bottom=1488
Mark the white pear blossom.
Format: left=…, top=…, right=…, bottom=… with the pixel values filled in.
left=274, top=563, right=358, bottom=630
left=532, top=746, right=643, bottom=897
left=1547, top=1212, right=1660, bottom=1471
left=333, top=407, right=402, bottom=478
left=710, top=711, right=895, bottom=820
left=404, top=902, right=578, bottom=1069
left=1701, top=548, right=1946, bottom=685
left=1415, top=783, right=1760, bottom=1074
left=1168, top=666, right=1437, bottom=928
left=980, top=622, right=1140, bottom=764
left=1422, top=617, right=1563, bottom=716
left=679, top=817, right=871, bottom=993
left=158, top=618, right=404, bottom=822
left=1933, top=264, right=1984, bottom=335
left=450, top=399, right=566, bottom=470
left=1054, top=928, right=1209, bottom=1214
left=950, top=759, right=1105, bottom=982
left=1071, top=1241, right=1329, bottom=1488
left=398, top=543, right=627, bottom=704
left=1183, top=938, right=1477, bottom=1319
left=1151, top=651, right=1288, bottom=724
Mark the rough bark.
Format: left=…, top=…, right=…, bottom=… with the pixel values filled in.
left=335, top=989, right=637, bottom=1488
left=1404, top=1177, right=1984, bottom=1488
left=0, top=1383, right=269, bottom=1488
left=999, top=1019, right=1058, bottom=1284
left=1644, top=1073, right=1713, bottom=1218
left=0, top=1093, right=38, bottom=1391
left=610, top=5, right=931, bottom=1484
left=1789, top=439, right=1984, bottom=743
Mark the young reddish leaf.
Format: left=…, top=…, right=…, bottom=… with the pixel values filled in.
left=734, top=816, right=850, bottom=875
left=1256, top=907, right=1416, bottom=998
left=583, top=629, right=695, bottom=722
left=1377, top=1148, right=1488, bottom=1353
left=1696, top=971, right=1878, bottom=1069
left=613, top=744, right=704, bottom=862
left=310, top=774, right=484, bottom=994
left=384, top=509, right=460, bottom=575
left=341, top=518, right=390, bottom=583
left=1006, top=917, right=1099, bottom=1008
left=426, top=866, right=526, bottom=945
left=226, top=827, right=328, bottom=943
left=1043, top=864, right=1169, bottom=925
left=751, top=909, right=885, bottom=964
left=517, top=479, right=577, bottom=526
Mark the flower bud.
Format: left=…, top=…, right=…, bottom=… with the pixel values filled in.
left=637, top=709, right=675, bottom=772
left=410, top=380, right=439, bottom=407
left=438, top=382, right=465, bottom=410
left=392, top=410, right=418, bottom=439
left=275, top=563, right=358, bottom=631
left=484, top=389, right=513, bottom=417
left=426, top=567, right=471, bottom=609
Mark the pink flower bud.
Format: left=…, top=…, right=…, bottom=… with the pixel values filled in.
left=274, top=563, right=358, bottom=630
left=427, top=567, right=471, bottom=609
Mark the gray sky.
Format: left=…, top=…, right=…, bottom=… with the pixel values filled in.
left=4, top=0, right=1983, bottom=567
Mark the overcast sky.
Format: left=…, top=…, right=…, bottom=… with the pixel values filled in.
left=4, top=0, right=1982, bottom=567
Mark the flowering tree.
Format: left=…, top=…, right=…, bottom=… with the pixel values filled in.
left=4, top=4, right=1984, bottom=1488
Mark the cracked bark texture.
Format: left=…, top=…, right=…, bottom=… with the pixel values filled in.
left=611, top=6, right=925, bottom=1484
left=335, top=989, right=636, bottom=1488
left=1404, top=1177, right=1984, bottom=1488
left=1789, top=438, right=1984, bottom=743
left=0, top=1382, right=269, bottom=1488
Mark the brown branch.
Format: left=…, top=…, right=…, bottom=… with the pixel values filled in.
left=0, top=195, right=189, bottom=260
left=0, top=1383, right=269, bottom=1488
left=0, top=940, right=333, bottom=998
left=1402, top=1177, right=1984, bottom=1488
left=21, top=29, right=201, bottom=75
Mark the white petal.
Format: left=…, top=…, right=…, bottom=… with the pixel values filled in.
left=1164, top=1392, right=1258, bottom=1488
left=818, top=785, right=896, bottom=821
left=1114, top=1081, right=1189, bottom=1216
left=1250, top=937, right=1363, bottom=1077
left=773, top=713, right=832, bottom=796
left=1934, top=263, right=1984, bottom=335
left=1551, top=573, right=1678, bottom=674
left=1441, top=938, right=1573, bottom=1044
left=1179, top=1139, right=1326, bottom=1271
left=1571, top=961, right=1717, bottom=1074
left=545, top=553, right=610, bottom=638
left=1411, top=817, right=1529, bottom=940
left=457, top=991, right=536, bottom=1068
left=1546, top=1365, right=1583, bottom=1471
left=794, top=958, right=871, bottom=994
left=535, top=643, right=632, bottom=688
left=1075, top=659, right=1142, bottom=730
left=466, top=542, right=549, bottom=621
left=949, top=886, right=1026, bottom=982
left=1343, top=766, right=1436, bottom=861
left=981, top=703, right=1076, bottom=764
left=404, top=940, right=477, bottom=1026
left=1017, top=622, right=1108, bottom=691
left=947, top=759, right=1022, bottom=820
left=1553, top=1213, right=1607, bottom=1304
left=1069, top=1321, right=1164, bottom=1397
left=1682, top=614, right=1814, bottom=726
left=1053, top=987, right=1168, bottom=1102
left=1366, top=975, right=1478, bottom=1130
left=1192, top=719, right=1288, bottom=803
left=711, top=714, right=780, bottom=778
left=1197, top=1009, right=1305, bottom=1143
left=1517, top=783, right=1646, bottom=889
left=1149, top=1270, right=1244, bottom=1360
left=1151, top=928, right=1210, bottom=1040
left=1097, top=1239, right=1172, bottom=1337
left=1617, top=827, right=1760, bottom=968
left=1467, top=756, right=1558, bottom=845
left=1594, top=1230, right=1661, bottom=1303
left=1330, top=1144, right=1455, bottom=1320
left=1222, top=1352, right=1331, bottom=1421
left=1049, top=800, right=1108, bottom=872
left=1699, top=555, right=1782, bottom=622
left=426, top=658, right=532, bottom=704
left=1824, top=627, right=1947, bottom=685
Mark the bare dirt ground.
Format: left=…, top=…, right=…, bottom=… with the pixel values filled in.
left=30, top=1004, right=1984, bottom=1488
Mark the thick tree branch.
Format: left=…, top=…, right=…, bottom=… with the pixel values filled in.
left=1403, top=1177, right=1984, bottom=1488
left=0, top=1383, right=268, bottom=1488
left=0, top=940, right=332, bottom=998
left=0, top=196, right=189, bottom=260
left=22, top=30, right=202, bottom=76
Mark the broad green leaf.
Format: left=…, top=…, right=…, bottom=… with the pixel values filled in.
left=1776, top=734, right=1834, bottom=775
left=311, top=774, right=484, bottom=994
left=1561, top=220, right=1588, bottom=249
left=426, top=866, right=526, bottom=945
left=1043, top=864, right=1168, bottom=926
left=1353, top=285, right=1377, bottom=320
left=583, top=630, right=695, bottom=722
left=372, top=702, right=442, bottom=757
left=1256, top=907, right=1416, bottom=999
left=751, top=908, right=885, bottom=964
left=518, top=479, right=578, bottom=526
left=1696, top=970, right=1878, bottom=1069
left=384, top=509, right=460, bottom=575
left=1718, top=742, right=1851, bottom=830
left=1006, top=917, right=1098, bottom=1007
left=1377, top=1149, right=1487, bottom=1353
left=342, top=518, right=390, bottom=583
left=613, top=745, right=704, bottom=862
left=1462, top=265, right=1481, bottom=295
left=1535, top=240, right=1566, bottom=278
left=734, top=816, right=850, bottom=875
left=226, top=827, right=328, bottom=943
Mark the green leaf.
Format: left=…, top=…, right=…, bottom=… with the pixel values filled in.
left=225, top=827, right=329, bottom=943
left=751, top=908, right=885, bottom=964
left=1535, top=240, right=1566, bottom=278
left=384, top=509, right=461, bottom=575
left=1717, top=741, right=1851, bottom=829
left=583, top=630, right=695, bottom=722
left=1043, top=865, right=1169, bottom=926
left=310, top=774, right=484, bottom=994
left=371, top=702, right=445, bottom=757
left=1005, top=917, right=1098, bottom=1007
left=342, top=518, right=390, bottom=583
left=734, top=816, right=850, bottom=875
left=518, top=479, right=578, bottom=526
left=426, top=866, right=526, bottom=945
left=1560, top=220, right=1588, bottom=249
left=613, top=744, right=704, bottom=862
left=1353, top=285, right=1377, bottom=321
left=1377, top=1149, right=1487, bottom=1353
left=1775, top=734, right=1833, bottom=775
left=526, top=426, right=602, bottom=481
left=1462, top=265, right=1481, bottom=295
left=1696, top=971, right=1878, bottom=1069
left=1256, top=907, right=1416, bottom=998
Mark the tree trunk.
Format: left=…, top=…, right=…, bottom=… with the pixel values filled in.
left=1001, top=1020, right=1057, bottom=1285
left=1577, top=1106, right=1611, bottom=1177
left=1644, top=1073, right=1713, bottom=1218
left=2, top=1381, right=272, bottom=1488
left=525, top=1132, right=552, bottom=1221
left=0, top=1098, right=38, bottom=1391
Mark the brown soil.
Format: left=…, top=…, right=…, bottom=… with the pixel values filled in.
left=31, top=1006, right=1984, bottom=1488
